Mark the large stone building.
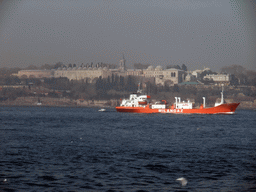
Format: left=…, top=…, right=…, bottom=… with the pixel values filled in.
left=143, top=65, right=185, bottom=85
left=13, top=61, right=233, bottom=87
left=185, top=67, right=211, bottom=81
left=14, top=66, right=184, bottom=86
left=203, top=74, right=230, bottom=85
left=54, top=67, right=112, bottom=82
left=13, top=56, right=186, bottom=86
left=14, top=70, right=54, bottom=79
left=119, top=54, right=126, bottom=72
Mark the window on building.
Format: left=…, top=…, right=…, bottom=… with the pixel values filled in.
left=171, top=72, right=176, bottom=77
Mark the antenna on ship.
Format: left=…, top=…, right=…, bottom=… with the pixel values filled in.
left=221, top=84, right=224, bottom=104
left=137, top=83, right=142, bottom=94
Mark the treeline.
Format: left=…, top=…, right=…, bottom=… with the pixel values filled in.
left=1, top=75, right=256, bottom=106
left=0, top=63, right=256, bottom=105
left=220, top=65, right=256, bottom=86
left=0, top=67, right=21, bottom=77
left=0, top=75, right=141, bottom=100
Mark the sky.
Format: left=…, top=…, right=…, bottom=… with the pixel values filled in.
left=0, top=0, right=255, bottom=72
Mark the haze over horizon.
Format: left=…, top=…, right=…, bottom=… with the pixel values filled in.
left=0, top=0, right=255, bottom=72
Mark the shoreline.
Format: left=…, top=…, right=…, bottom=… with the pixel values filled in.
left=0, top=103, right=255, bottom=110
left=0, top=96, right=255, bottom=110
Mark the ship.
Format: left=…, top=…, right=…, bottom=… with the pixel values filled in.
left=36, top=97, right=42, bottom=106
left=116, top=85, right=240, bottom=114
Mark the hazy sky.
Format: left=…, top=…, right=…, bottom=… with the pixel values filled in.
left=0, top=0, right=255, bottom=72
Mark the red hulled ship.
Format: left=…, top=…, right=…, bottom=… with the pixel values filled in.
left=116, top=86, right=240, bottom=114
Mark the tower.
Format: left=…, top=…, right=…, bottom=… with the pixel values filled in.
left=119, top=53, right=126, bottom=72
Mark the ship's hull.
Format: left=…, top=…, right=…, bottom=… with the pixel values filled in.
left=116, top=103, right=240, bottom=114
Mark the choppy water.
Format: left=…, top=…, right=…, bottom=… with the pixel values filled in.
left=0, top=107, right=256, bottom=192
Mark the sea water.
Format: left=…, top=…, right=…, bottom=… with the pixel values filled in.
left=0, top=107, right=255, bottom=192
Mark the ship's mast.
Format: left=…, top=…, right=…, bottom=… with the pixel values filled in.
left=137, top=83, right=142, bottom=94
left=220, top=84, right=224, bottom=104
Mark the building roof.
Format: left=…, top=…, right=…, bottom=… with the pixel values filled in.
left=165, top=68, right=184, bottom=71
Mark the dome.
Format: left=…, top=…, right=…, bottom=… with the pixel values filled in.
left=204, top=67, right=211, bottom=71
left=155, top=65, right=163, bottom=71
left=147, top=66, right=154, bottom=71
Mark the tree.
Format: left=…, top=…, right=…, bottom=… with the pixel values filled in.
left=220, top=65, right=252, bottom=85
left=40, top=64, right=53, bottom=70
left=3, top=76, right=21, bottom=85
left=125, top=75, right=136, bottom=92
left=172, top=84, right=179, bottom=92
left=95, top=76, right=104, bottom=90
left=119, top=76, right=125, bottom=91
left=25, top=65, right=38, bottom=70
left=134, top=63, right=150, bottom=69
left=166, top=65, right=181, bottom=69
left=181, top=64, right=187, bottom=71
left=43, top=77, right=70, bottom=90
left=230, top=74, right=239, bottom=86
left=145, top=81, right=157, bottom=95
left=164, top=80, right=173, bottom=92
left=220, top=65, right=246, bottom=75
left=246, top=71, right=256, bottom=86
left=0, top=67, right=21, bottom=78
left=54, top=62, right=64, bottom=69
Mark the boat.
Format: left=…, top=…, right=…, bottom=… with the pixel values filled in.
left=98, top=108, right=106, bottom=112
left=116, top=85, right=240, bottom=114
left=36, top=98, right=42, bottom=106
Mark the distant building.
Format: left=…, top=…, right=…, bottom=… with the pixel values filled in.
left=203, top=74, right=230, bottom=85
left=13, top=56, right=186, bottom=86
left=14, top=70, right=54, bottom=79
left=54, top=67, right=112, bottom=82
left=187, top=67, right=211, bottom=79
left=119, top=54, right=126, bottom=72
left=126, top=69, right=143, bottom=76
left=143, top=65, right=184, bottom=86
left=184, top=73, right=197, bottom=82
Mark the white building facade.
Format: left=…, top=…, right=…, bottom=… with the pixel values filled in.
left=203, top=74, right=230, bottom=84
left=143, top=66, right=184, bottom=85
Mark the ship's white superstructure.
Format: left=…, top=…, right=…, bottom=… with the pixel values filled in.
left=120, top=93, right=151, bottom=107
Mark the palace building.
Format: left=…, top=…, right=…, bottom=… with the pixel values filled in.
left=13, top=56, right=187, bottom=85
